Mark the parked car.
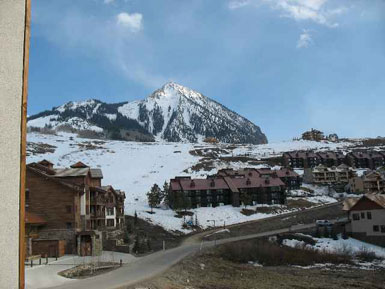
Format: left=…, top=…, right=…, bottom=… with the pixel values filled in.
left=316, top=220, right=332, bottom=227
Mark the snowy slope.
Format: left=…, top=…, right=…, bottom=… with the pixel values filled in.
left=27, top=132, right=354, bottom=233
left=27, top=82, right=267, bottom=144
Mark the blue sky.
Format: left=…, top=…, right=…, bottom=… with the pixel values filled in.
left=28, top=0, right=385, bottom=141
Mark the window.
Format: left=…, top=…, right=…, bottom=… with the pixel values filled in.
left=107, top=219, right=114, bottom=227
left=381, top=226, right=385, bottom=233
left=360, top=212, right=365, bottom=219
left=66, top=205, right=72, bottom=213
left=373, top=225, right=379, bottom=232
left=66, top=222, right=72, bottom=229
left=367, top=212, right=372, bottom=220
left=352, top=213, right=360, bottom=221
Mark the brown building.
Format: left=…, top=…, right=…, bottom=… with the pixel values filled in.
left=349, top=171, right=385, bottom=194
left=283, top=151, right=321, bottom=168
left=343, top=194, right=385, bottom=246
left=302, top=129, right=324, bottom=141
left=218, top=167, right=302, bottom=191
left=346, top=151, right=385, bottom=170
left=317, top=151, right=345, bottom=167
left=170, top=169, right=287, bottom=209
left=26, top=160, right=125, bottom=257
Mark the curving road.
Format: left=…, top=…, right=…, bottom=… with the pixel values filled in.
left=47, top=223, right=317, bottom=289
left=44, top=202, right=343, bottom=289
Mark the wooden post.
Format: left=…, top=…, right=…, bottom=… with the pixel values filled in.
left=30, top=260, right=32, bottom=268
left=120, top=259, right=122, bottom=267
left=163, top=240, right=165, bottom=251
left=19, top=1, right=31, bottom=288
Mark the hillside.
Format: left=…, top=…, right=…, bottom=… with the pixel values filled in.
left=27, top=132, right=354, bottom=233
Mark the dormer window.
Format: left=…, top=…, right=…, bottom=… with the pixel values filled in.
left=190, top=180, right=195, bottom=188
left=246, top=178, right=251, bottom=185
left=210, top=179, right=215, bottom=187
left=265, top=178, right=270, bottom=184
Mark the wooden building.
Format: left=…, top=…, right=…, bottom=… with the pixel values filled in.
left=25, top=160, right=125, bottom=257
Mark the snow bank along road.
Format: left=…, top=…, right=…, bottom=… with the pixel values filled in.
left=46, top=202, right=342, bottom=289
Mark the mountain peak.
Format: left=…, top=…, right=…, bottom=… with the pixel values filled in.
left=28, top=83, right=267, bottom=144
left=151, top=81, right=206, bottom=102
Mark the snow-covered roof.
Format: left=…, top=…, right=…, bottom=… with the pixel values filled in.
left=54, top=167, right=90, bottom=177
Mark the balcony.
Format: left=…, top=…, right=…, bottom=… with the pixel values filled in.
left=90, top=211, right=105, bottom=218
left=90, top=196, right=106, bottom=205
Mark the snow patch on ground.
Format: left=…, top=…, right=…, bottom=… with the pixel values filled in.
left=27, top=132, right=351, bottom=233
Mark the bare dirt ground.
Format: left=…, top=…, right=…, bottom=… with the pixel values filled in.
left=125, top=251, right=385, bottom=289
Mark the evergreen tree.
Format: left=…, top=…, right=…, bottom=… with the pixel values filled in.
left=147, top=184, right=162, bottom=213
left=162, top=181, right=171, bottom=205
left=240, top=191, right=252, bottom=208
left=172, top=192, right=184, bottom=211
left=134, top=211, right=138, bottom=225
left=133, top=234, right=140, bottom=254
left=182, top=193, right=191, bottom=212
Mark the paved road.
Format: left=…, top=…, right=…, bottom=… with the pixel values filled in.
left=47, top=223, right=316, bottom=289
left=43, top=202, right=343, bottom=289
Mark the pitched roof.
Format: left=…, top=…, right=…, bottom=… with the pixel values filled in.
left=177, top=178, right=230, bottom=191
left=275, top=168, right=299, bottom=178
left=70, top=161, right=89, bottom=168
left=27, top=164, right=84, bottom=192
left=342, top=198, right=359, bottom=211
left=38, top=159, right=54, bottom=166
left=54, top=167, right=90, bottom=177
left=90, top=168, right=103, bottom=179
left=343, top=194, right=385, bottom=211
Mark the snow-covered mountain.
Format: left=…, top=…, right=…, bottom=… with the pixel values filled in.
left=28, top=82, right=268, bottom=144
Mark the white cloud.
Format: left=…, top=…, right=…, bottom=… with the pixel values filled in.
left=229, top=0, right=347, bottom=27
left=228, top=0, right=251, bottom=10
left=296, top=30, right=312, bottom=48
left=116, top=12, right=143, bottom=32
left=31, top=4, right=166, bottom=90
